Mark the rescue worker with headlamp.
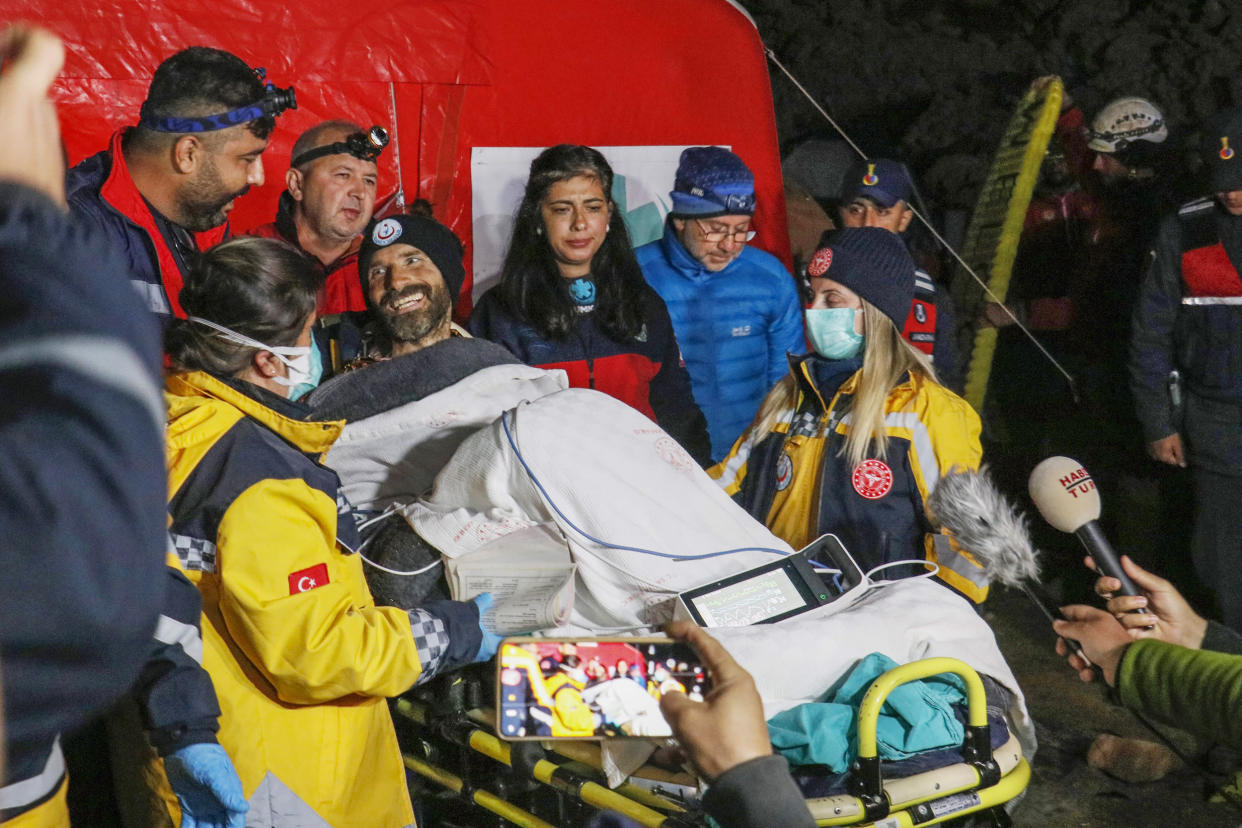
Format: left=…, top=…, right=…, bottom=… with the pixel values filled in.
left=252, top=121, right=389, bottom=315
left=67, top=46, right=295, bottom=323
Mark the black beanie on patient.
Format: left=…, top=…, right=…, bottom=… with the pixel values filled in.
left=806, top=227, right=915, bottom=330
left=358, top=214, right=466, bottom=303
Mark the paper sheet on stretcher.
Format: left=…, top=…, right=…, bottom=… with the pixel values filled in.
left=445, top=524, right=576, bottom=633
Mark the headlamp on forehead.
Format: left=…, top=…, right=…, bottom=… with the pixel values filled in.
left=291, top=125, right=389, bottom=168
left=673, top=178, right=757, bottom=214
left=138, top=66, right=297, bottom=134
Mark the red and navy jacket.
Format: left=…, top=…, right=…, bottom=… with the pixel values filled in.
left=0, top=184, right=220, bottom=822
left=901, top=267, right=956, bottom=386
left=1131, top=198, right=1242, bottom=455
left=468, top=285, right=711, bottom=466
left=249, top=191, right=368, bottom=315
left=66, top=130, right=228, bottom=322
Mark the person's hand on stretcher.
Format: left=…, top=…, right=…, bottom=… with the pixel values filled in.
left=659, top=621, right=818, bottom=828
left=659, top=620, right=772, bottom=781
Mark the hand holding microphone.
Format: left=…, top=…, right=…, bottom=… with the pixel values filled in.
left=1091, top=553, right=1207, bottom=649
left=1028, top=456, right=1144, bottom=601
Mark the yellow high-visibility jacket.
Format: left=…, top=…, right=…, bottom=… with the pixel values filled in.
left=162, top=371, right=421, bottom=827
left=711, top=358, right=988, bottom=603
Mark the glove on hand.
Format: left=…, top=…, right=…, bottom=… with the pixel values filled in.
left=164, top=743, right=248, bottom=828
left=472, top=592, right=503, bottom=662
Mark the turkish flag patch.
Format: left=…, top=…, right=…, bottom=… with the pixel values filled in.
left=288, top=563, right=330, bottom=595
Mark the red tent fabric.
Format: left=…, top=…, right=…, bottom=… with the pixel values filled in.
left=32, top=0, right=789, bottom=307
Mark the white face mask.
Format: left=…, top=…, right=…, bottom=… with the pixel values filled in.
left=189, top=316, right=315, bottom=396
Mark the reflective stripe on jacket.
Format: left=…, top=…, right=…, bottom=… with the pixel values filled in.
left=163, top=371, right=420, bottom=828
left=710, top=357, right=987, bottom=602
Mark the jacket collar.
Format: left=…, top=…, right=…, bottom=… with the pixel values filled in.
left=97, top=129, right=228, bottom=316
left=273, top=191, right=361, bottom=273
left=657, top=218, right=743, bottom=282
left=166, top=370, right=344, bottom=454
left=790, top=352, right=860, bottom=412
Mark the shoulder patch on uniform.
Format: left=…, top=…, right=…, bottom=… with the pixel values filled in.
left=289, top=563, right=330, bottom=595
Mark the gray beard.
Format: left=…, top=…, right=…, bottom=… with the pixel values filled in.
left=378, top=287, right=451, bottom=347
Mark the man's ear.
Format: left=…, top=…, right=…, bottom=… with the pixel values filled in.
left=897, top=206, right=914, bottom=234
left=172, top=135, right=202, bottom=175
left=252, top=349, right=285, bottom=379
left=671, top=217, right=687, bottom=235
left=286, top=167, right=304, bottom=202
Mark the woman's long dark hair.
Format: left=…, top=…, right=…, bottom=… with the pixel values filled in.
left=165, top=236, right=318, bottom=375
left=497, top=144, right=647, bottom=342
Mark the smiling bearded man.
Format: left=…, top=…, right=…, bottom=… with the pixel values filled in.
left=359, top=213, right=464, bottom=358
left=304, top=212, right=569, bottom=611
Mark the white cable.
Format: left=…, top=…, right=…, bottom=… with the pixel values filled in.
left=360, top=552, right=442, bottom=577
left=353, top=503, right=442, bottom=576
left=765, top=48, right=1077, bottom=395
left=864, top=558, right=940, bottom=583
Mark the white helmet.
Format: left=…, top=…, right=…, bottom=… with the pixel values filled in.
left=1087, top=97, right=1168, bottom=154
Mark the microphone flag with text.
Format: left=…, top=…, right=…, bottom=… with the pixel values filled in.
left=1027, top=456, right=1142, bottom=598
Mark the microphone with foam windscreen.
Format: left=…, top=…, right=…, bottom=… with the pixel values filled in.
left=1028, top=456, right=1142, bottom=598
left=927, top=466, right=1092, bottom=663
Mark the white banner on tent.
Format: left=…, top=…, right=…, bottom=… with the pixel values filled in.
left=470, top=145, right=724, bottom=302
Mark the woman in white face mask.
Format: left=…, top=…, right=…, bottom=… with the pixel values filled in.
left=159, top=236, right=497, bottom=828
left=710, top=227, right=988, bottom=604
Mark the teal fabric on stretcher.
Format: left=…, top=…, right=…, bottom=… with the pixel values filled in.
left=766, top=652, right=967, bottom=771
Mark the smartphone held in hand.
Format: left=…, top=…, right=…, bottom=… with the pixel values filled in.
left=496, top=637, right=712, bottom=740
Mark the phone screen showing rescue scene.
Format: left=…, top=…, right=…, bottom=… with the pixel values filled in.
left=496, top=638, right=712, bottom=740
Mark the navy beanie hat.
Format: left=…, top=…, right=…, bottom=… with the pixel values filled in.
left=806, top=227, right=915, bottom=330
left=669, top=146, right=756, bottom=218
left=359, top=214, right=466, bottom=303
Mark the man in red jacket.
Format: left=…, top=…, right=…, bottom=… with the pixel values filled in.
left=66, top=47, right=293, bottom=322
left=250, top=121, right=385, bottom=314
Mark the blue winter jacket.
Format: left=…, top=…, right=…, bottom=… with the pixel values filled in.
left=637, top=224, right=804, bottom=461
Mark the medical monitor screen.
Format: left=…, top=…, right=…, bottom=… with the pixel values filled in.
left=688, top=567, right=807, bottom=627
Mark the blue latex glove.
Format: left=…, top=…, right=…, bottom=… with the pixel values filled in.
left=164, top=743, right=248, bottom=828
left=472, top=592, right=503, bottom=662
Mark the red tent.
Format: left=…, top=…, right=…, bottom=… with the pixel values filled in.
left=32, top=0, right=789, bottom=308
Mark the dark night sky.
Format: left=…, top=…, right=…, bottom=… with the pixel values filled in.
left=745, top=0, right=1242, bottom=209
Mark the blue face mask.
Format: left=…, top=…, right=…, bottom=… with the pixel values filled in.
left=289, top=341, right=324, bottom=401
left=805, top=307, right=864, bottom=359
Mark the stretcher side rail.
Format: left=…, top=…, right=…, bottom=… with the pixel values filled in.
left=394, top=657, right=1029, bottom=827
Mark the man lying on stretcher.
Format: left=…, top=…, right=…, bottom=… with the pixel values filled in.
left=303, top=214, right=1038, bottom=776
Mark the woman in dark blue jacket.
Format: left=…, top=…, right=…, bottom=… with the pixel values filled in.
left=468, top=144, right=710, bottom=465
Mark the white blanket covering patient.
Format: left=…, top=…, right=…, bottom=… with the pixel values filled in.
left=397, top=389, right=1035, bottom=760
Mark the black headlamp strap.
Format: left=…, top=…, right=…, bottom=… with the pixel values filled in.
left=290, top=128, right=388, bottom=168
left=291, top=141, right=366, bottom=168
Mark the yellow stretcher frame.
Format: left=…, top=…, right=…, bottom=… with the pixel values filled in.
left=394, top=656, right=1029, bottom=827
